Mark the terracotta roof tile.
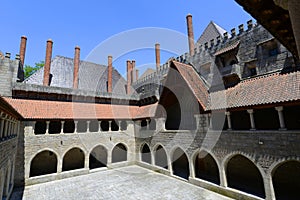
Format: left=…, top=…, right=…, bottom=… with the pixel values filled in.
left=172, top=61, right=209, bottom=110
left=209, top=71, right=300, bottom=110
left=3, top=98, right=156, bottom=120
left=214, top=41, right=240, bottom=56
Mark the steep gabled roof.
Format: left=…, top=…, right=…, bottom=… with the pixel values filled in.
left=209, top=71, right=300, bottom=110
left=196, top=21, right=227, bottom=46
left=171, top=61, right=209, bottom=110
left=25, top=56, right=127, bottom=95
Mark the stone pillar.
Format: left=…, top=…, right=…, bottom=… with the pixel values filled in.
left=247, top=109, right=256, bottom=130
left=86, top=121, right=90, bottom=133
left=264, top=174, right=276, bottom=200
left=275, top=106, right=286, bottom=130
left=60, top=121, right=65, bottom=134
left=189, top=159, right=195, bottom=179
left=118, top=121, right=122, bottom=131
left=146, top=119, right=150, bottom=130
left=57, top=157, right=62, bottom=173
left=194, top=114, right=201, bottom=131
left=43, top=39, right=53, bottom=86
left=108, top=121, right=112, bottom=132
left=4, top=117, right=8, bottom=138
left=98, top=121, right=101, bottom=132
left=0, top=116, right=4, bottom=139
left=155, top=118, right=166, bottom=131
left=225, top=111, right=232, bottom=130
left=168, top=156, right=173, bottom=175
left=74, top=121, right=78, bottom=133
left=219, top=166, right=227, bottom=187
left=208, top=113, right=213, bottom=130
left=45, top=121, right=50, bottom=134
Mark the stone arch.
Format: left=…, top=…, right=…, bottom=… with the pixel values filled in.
left=62, top=147, right=85, bottom=171
left=30, top=150, right=58, bottom=177
left=140, top=143, right=151, bottom=164
left=192, top=149, right=220, bottom=185
left=271, top=160, right=300, bottom=200
left=89, top=144, right=108, bottom=169
left=225, top=154, right=265, bottom=198
left=153, top=144, right=168, bottom=169
left=170, top=147, right=190, bottom=180
left=112, top=143, right=128, bottom=163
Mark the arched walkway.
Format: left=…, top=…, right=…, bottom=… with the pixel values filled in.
left=194, top=151, right=220, bottom=185
left=62, top=148, right=85, bottom=171
left=226, top=155, right=265, bottom=198
left=172, top=148, right=189, bottom=179
left=89, top=145, right=107, bottom=169
left=112, top=143, right=127, bottom=163
left=141, top=144, right=151, bottom=164
left=154, top=145, right=168, bottom=169
left=272, top=161, right=300, bottom=200
left=30, top=150, right=57, bottom=177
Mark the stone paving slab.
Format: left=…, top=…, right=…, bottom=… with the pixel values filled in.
left=11, top=165, right=233, bottom=200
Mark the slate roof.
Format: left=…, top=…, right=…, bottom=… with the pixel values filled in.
left=25, top=56, right=127, bottom=95
left=209, top=71, right=300, bottom=110
left=171, top=61, right=209, bottom=110
left=196, top=21, right=227, bottom=46
left=139, top=68, right=155, bottom=80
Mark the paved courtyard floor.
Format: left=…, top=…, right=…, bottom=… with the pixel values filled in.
left=11, top=165, right=232, bottom=200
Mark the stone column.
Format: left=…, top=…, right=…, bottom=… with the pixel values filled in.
left=118, top=121, right=122, bottom=131
left=219, top=166, right=227, bottom=187
left=86, top=121, right=90, bottom=133
left=0, top=117, right=4, bottom=138
left=146, top=119, right=150, bottom=130
left=74, top=121, right=78, bottom=133
left=7, top=118, right=11, bottom=137
left=275, top=106, right=286, bottom=130
left=247, top=109, right=256, bottom=130
left=225, top=111, right=232, bottom=130
left=194, top=114, right=201, bottom=131
left=60, top=121, right=65, bottom=134
left=208, top=113, right=213, bottom=130
left=264, top=173, right=276, bottom=200
left=45, top=121, right=50, bottom=134
left=98, top=121, right=101, bottom=132
left=4, top=117, right=8, bottom=138
left=108, top=121, right=112, bottom=132
left=57, top=157, right=62, bottom=173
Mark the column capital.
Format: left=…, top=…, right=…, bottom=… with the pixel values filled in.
left=247, top=109, right=254, bottom=114
left=225, top=111, right=231, bottom=116
left=275, top=106, right=284, bottom=112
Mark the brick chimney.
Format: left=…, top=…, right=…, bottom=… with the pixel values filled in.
left=127, top=60, right=132, bottom=94
left=131, top=60, right=136, bottom=83
left=43, top=39, right=53, bottom=86
left=73, top=46, right=80, bottom=89
left=186, top=14, right=195, bottom=56
left=19, top=36, right=27, bottom=66
left=108, top=56, right=113, bottom=93
left=155, top=43, right=160, bottom=71
left=136, top=69, right=139, bottom=81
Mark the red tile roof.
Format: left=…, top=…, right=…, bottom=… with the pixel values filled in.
left=3, top=98, right=155, bottom=120
left=172, top=61, right=209, bottom=110
left=209, top=71, right=300, bottom=110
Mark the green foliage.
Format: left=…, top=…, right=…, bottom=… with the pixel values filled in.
left=24, top=61, right=44, bottom=79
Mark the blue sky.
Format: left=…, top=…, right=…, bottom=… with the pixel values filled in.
left=0, top=0, right=252, bottom=76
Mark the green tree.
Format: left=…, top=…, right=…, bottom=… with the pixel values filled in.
left=24, top=61, right=44, bottom=79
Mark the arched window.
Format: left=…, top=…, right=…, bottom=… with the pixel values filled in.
left=194, top=151, right=220, bottom=185
left=30, top=150, right=57, bottom=177
left=141, top=144, right=151, bottom=164
left=172, top=148, right=189, bottom=179
left=62, top=148, right=85, bottom=171
left=89, top=145, right=107, bottom=169
left=112, top=143, right=127, bottom=163
left=154, top=145, right=168, bottom=169
left=226, top=155, right=265, bottom=198
left=272, top=161, right=300, bottom=200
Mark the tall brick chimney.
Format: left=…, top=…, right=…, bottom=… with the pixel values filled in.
left=127, top=60, right=132, bottom=94
left=19, top=36, right=27, bottom=66
left=186, top=14, right=195, bottom=56
left=43, top=39, right=53, bottom=86
left=131, top=60, right=136, bottom=83
left=136, top=69, right=139, bottom=81
left=155, top=43, right=160, bottom=71
left=107, top=56, right=113, bottom=93
left=73, top=46, right=80, bottom=89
